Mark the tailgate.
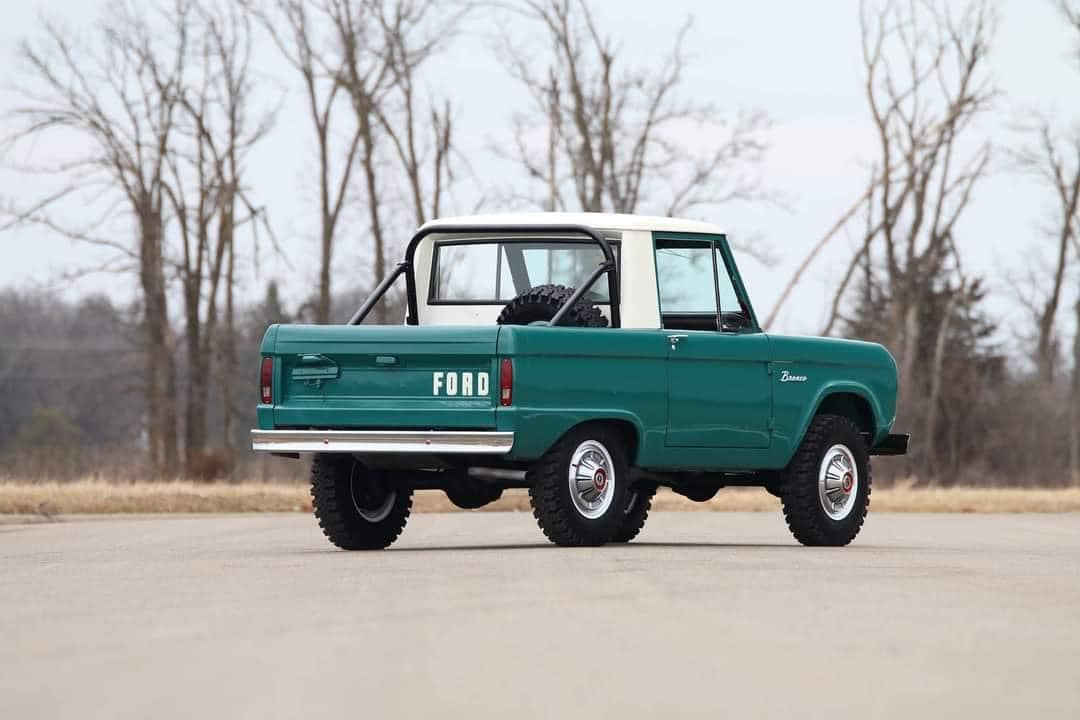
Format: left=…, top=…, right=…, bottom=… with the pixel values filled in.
left=270, top=325, right=500, bottom=429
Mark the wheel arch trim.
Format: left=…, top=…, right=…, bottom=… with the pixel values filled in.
left=789, top=383, right=887, bottom=459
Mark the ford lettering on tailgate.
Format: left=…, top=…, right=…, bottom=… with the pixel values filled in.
left=433, top=371, right=489, bottom=397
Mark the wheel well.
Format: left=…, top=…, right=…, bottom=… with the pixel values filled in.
left=562, top=419, right=640, bottom=464
left=816, top=392, right=875, bottom=436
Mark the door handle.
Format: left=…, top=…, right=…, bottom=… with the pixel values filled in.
left=668, top=334, right=688, bottom=350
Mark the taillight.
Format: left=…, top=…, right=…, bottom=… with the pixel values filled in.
left=499, top=358, right=513, bottom=406
left=260, top=357, right=273, bottom=404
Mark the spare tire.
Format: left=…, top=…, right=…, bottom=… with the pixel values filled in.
left=497, top=284, right=608, bottom=328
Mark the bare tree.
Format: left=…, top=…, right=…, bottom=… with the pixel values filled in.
left=3, top=0, right=191, bottom=475
left=769, top=0, right=996, bottom=361
left=1071, top=291, right=1080, bottom=484
left=252, top=0, right=365, bottom=324
left=1011, top=121, right=1080, bottom=382
left=764, top=184, right=878, bottom=330
left=326, top=0, right=466, bottom=322
left=163, top=0, right=274, bottom=466
left=1062, top=1, right=1080, bottom=62
left=766, top=0, right=997, bottom=478
left=371, top=2, right=462, bottom=226
left=852, top=0, right=996, bottom=475
left=496, top=0, right=770, bottom=220
left=1061, top=0, right=1080, bottom=484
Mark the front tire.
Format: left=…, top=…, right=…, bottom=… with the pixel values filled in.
left=528, top=425, right=630, bottom=546
left=310, top=454, right=412, bottom=550
left=779, top=414, right=870, bottom=546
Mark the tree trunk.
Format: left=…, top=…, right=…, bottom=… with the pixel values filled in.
left=1035, top=226, right=1070, bottom=384
left=183, top=268, right=205, bottom=470
left=318, top=222, right=333, bottom=324
left=1070, top=295, right=1080, bottom=486
left=137, top=202, right=177, bottom=477
left=896, top=302, right=920, bottom=410
left=359, top=103, right=387, bottom=323
left=317, top=126, right=333, bottom=325
left=222, top=237, right=236, bottom=450
left=185, top=349, right=209, bottom=470
left=925, top=290, right=958, bottom=480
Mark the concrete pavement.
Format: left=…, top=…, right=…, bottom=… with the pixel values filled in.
left=2, top=511, right=1078, bottom=718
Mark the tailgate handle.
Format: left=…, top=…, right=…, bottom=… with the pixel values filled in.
left=292, top=354, right=340, bottom=382
left=375, top=355, right=399, bottom=366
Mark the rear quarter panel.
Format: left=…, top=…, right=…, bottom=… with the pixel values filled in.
left=496, top=326, right=668, bottom=462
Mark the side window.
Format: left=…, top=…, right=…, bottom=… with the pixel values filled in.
left=655, top=240, right=718, bottom=330
left=655, top=237, right=748, bottom=332
left=655, top=242, right=716, bottom=314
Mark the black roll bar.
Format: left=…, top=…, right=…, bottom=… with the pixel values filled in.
left=549, top=260, right=615, bottom=327
left=346, top=262, right=407, bottom=325
left=348, top=223, right=621, bottom=328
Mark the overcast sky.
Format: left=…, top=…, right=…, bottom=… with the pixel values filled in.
left=2, top=0, right=1078, bottom=336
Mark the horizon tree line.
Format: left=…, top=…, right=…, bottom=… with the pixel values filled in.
left=1, top=0, right=1079, bottom=486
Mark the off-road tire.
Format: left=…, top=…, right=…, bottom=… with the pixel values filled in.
left=611, top=484, right=655, bottom=543
left=497, top=283, right=608, bottom=327
left=779, top=414, right=871, bottom=546
left=528, top=425, right=630, bottom=546
left=310, top=454, right=413, bottom=550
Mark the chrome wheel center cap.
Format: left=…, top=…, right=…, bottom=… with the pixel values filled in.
left=593, top=468, right=608, bottom=493
left=841, top=472, right=854, bottom=494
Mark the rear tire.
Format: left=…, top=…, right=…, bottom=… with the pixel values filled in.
left=779, top=414, right=870, bottom=547
left=528, top=425, right=629, bottom=546
left=310, top=454, right=412, bottom=550
left=611, top=484, right=655, bottom=543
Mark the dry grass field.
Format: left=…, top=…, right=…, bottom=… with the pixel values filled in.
left=2, top=479, right=1079, bottom=516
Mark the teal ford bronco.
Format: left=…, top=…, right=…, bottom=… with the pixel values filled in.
left=252, top=213, right=908, bottom=549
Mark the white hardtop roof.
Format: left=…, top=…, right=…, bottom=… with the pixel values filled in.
left=421, top=212, right=724, bottom=236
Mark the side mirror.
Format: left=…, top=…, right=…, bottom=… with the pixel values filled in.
left=721, top=311, right=748, bottom=332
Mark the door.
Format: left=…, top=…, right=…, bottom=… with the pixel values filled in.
left=654, top=236, right=772, bottom=448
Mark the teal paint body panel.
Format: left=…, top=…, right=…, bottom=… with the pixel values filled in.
left=766, top=334, right=898, bottom=457
left=263, top=324, right=500, bottom=430
left=257, top=320, right=899, bottom=470
left=494, top=325, right=668, bottom=462
left=665, top=331, right=772, bottom=448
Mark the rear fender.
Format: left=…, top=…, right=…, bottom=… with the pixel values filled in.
left=500, top=408, right=648, bottom=464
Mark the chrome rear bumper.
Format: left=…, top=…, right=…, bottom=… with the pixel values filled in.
left=250, top=429, right=514, bottom=455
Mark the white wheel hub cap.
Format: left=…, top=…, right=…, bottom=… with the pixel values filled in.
left=568, top=440, right=615, bottom=519
left=818, top=444, right=858, bottom=520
